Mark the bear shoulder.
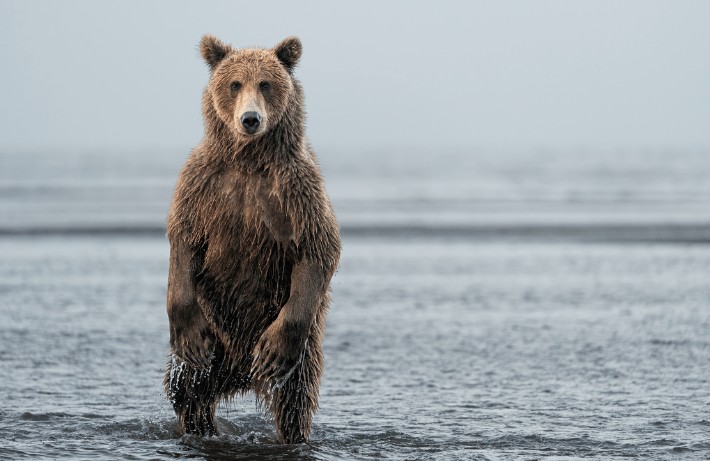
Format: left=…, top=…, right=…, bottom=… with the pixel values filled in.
left=275, top=147, right=340, bottom=271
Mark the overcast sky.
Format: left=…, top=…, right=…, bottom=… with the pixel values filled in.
left=1, top=0, right=709, bottom=152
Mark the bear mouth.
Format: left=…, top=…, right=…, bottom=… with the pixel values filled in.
left=236, top=128, right=264, bottom=138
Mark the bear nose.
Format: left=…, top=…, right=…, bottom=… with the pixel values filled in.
left=240, top=112, right=262, bottom=134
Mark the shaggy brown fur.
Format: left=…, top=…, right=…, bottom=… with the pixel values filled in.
left=164, top=35, right=340, bottom=444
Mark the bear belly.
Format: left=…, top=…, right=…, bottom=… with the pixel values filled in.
left=195, top=222, right=296, bottom=371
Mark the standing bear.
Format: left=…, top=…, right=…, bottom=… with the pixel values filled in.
left=164, top=35, right=340, bottom=444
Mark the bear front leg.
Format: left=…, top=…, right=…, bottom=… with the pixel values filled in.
left=251, top=259, right=326, bottom=383
left=166, top=237, right=222, bottom=436
left=167, top=238, right=214, bottom=370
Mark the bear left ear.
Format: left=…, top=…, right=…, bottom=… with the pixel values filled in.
left=274, top=36, right=302, bottom=73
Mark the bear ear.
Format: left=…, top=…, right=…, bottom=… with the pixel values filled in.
left=200, top=35, right=231, bottom=71
left=274, top=36, right=302, bottom=72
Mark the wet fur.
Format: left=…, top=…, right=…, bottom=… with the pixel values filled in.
left=164, top=35, right=340, bottom=444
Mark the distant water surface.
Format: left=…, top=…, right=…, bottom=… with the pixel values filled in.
left=2, top=148, right=710, bottom=234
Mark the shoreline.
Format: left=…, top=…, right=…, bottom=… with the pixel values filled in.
left=2, top=221, right=710, bottom=243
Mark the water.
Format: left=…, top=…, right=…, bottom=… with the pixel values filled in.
left=1, top=148, right=709, bottom=459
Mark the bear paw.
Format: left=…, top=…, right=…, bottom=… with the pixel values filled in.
left=172, top=328, right=215, bottom=371
left=251, top=317, right=307, bottom=387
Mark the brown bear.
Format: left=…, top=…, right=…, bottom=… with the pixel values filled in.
left=164, top=35, right=340, bottom=444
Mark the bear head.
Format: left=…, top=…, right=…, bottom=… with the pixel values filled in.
left=200, top=35, right=302, bottom=138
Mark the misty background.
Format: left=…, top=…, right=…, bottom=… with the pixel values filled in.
left=1, top=0, right=709, bottom=153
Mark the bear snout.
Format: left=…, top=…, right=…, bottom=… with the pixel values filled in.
left=240, top=111, right=262, bottom=134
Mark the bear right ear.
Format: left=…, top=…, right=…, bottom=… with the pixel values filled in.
left=200, top=35, right=231, bottom=71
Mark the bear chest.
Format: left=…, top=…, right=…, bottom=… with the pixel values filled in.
left=216, top=169, right=294, bottom=247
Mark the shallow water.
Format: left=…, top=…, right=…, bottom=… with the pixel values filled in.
left=1, top=149, right=710, bottom=459
left=1, top=236, right=709, bottom=459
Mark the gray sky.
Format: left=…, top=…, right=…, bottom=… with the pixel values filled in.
left=1, top=0, right=709, bottom=152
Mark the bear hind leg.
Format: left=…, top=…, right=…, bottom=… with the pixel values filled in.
left=175, top=398, right=217, bottom=436
left=165, top=355, right=220, bottom=437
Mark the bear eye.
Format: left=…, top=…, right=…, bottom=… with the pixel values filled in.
left=259, top=81, right=271, bottom=91
left=230, top=82, right=241, bottom=92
